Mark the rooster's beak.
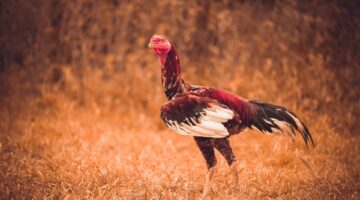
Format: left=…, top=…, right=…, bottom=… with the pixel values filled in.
left=148, top=43, right=154, bottom=48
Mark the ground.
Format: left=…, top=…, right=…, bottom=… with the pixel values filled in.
left=1, top=93, right=359, bottom=199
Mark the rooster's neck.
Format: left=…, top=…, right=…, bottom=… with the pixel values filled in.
left=161, top=46, right=186, bottom=100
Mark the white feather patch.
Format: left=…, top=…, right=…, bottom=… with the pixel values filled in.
left=271, top=118, right=295, bottom=135
left=165, top=105, right=234, bottom=138
left=250, top=117, right=297, bottom=135
left=263, top=119, right=273, bottom=125
left=286, top=111, right=304, bottom=131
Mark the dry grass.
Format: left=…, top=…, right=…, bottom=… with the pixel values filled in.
left=1, top=0, right=360, bottom=199
left=0, top=64, right=359, bottom=199
left=1, top=105, right=359, bottom=200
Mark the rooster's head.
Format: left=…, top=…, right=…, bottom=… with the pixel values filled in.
left=148, top=35, right=172, bottom=56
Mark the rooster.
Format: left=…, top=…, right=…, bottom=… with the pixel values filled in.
left=148, top=35, right=314, bottom=197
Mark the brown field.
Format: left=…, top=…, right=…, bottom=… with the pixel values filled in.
left=0, top=0, right=359, bottom=199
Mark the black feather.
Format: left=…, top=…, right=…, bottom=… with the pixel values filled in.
left=249, top=99, right=315, bottom=147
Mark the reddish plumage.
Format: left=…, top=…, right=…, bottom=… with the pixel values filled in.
left=149, top=35, right=314, bottom=194
left=197, top=88, right=253, bottom=125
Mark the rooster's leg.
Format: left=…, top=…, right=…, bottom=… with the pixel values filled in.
left=194, top=137, right=217, bottom=198
left=214, top=137, right=237, bottom=165
left=214, top=138, right=239, bottom=188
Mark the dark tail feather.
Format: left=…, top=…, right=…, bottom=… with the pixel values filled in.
left=248, top=100, right=315, bottom=148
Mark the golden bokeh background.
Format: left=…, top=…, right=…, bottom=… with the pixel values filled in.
left=0, top=0, right=359, bottom=199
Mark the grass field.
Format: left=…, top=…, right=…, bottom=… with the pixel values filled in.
left=1, top=0, right=359, bottom=199
left=0, top=64, right=359, bottom=199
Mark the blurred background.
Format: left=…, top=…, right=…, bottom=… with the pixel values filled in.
left=0, top=0, right=359, bottom=199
